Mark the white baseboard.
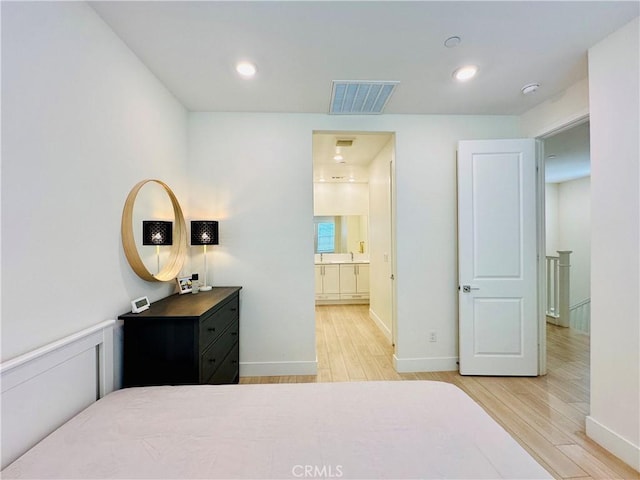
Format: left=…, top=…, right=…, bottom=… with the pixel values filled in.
left=393, top=355, right=458, bottom=373
left=240, top=360, right=317, bottom=377
left=369, top=308, right=392, bottom=342
left=586, top=415, right=640, bottom=471
left=546, top=314, right=569, bottom=328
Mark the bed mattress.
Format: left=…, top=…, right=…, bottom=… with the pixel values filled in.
left=3, top=381, right=552, bottom=479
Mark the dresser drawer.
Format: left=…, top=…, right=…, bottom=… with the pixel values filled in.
left=200, top=322, right=239, bottom=382
left=205, top=342, right=239, bottom=385
left=199, top=295, right=239, bottom=349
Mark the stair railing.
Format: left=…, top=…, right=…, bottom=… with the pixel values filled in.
left=546, top=250, right=572, bottom=327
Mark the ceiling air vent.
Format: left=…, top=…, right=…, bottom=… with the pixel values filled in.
left=336, top=139, right=354, bottom=147
left=329, top=81, right=399, bottom=115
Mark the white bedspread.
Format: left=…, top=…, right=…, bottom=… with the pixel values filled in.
left=3, top=381, right=552, bottom=479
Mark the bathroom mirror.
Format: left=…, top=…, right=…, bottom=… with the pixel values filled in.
left=313, top=215, right=368, bottom=254
left=121, top=179, right=188, bottom=282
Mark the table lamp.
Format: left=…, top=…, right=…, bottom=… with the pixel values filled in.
left=142, top=220, right=173, bottom=275
left=191, top=220, right=219, bottom=291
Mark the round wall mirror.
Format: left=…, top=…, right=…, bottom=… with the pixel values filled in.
left=121, top=179, right=188, bottom=282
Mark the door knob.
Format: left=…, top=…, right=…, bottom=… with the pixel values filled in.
left=462, top=285, right=480, bottom=293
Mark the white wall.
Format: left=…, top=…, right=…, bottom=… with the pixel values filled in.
left=188, top=114, right=317, bottom=376
left=313, top=182, right=368, bottom=216
left=1, top=2, right=188, bottom=361
left=520, top=78, right=589, bottom=138
left=545, top=184, right=559, bottom=256
left=557, top=177, right=591, bottom=306
left=188, top=112, right=520, bottom=375
left=586, top=17, right=640, bottom=470
left=368, top=138, right=394, bottom=339
left=545, top=178, right=592, bottom=307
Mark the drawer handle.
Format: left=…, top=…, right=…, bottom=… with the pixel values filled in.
left=230, top=308, right=237, bottom=312
left=207, top=328, right=216, bottom=332
left=208, top=359, right=216, bottom=363
left=232, top=360, right=238, bottom=365
left=230, top=331, right=238, bottom=336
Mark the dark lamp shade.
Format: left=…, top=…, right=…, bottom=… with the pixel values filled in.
left=191, top=220, right=219, bottom=245
left=142, top=221, right=173, bottom=246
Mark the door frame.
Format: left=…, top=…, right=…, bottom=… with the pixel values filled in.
left=311, top=129, right=398, bottom=349
left=535, top=113, right=590, bottom=375
left=390, top=139, right=398, bottom=351
left=535, top=139, right=547, bottom=375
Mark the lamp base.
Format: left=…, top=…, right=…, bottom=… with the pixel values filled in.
left=199, top=285, right=212, bottom=291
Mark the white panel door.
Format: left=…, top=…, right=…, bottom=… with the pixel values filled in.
left=458, top=139, right=538, bottom=376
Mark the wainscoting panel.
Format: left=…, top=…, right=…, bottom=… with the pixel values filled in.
left=569, top=298, right=590, bottom=334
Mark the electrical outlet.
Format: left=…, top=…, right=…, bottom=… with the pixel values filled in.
left=429, top=331, right=437, bottom=343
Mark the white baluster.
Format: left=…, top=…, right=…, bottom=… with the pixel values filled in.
left=557, top=250, right=572, bottom=328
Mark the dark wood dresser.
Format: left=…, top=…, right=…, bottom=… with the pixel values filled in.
left=119, top=286, right=241, bottom=387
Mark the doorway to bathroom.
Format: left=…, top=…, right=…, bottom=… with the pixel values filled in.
left=312, top=131, right=397, bottom=381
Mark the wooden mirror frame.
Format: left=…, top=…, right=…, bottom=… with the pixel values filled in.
left=121, top=179, right=188, bottom=282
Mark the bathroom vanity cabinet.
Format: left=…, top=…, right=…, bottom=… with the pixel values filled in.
left=315, top=264, right=341, bottom=301
left=315, top=263, right=369, bottom=304
left=339, top=263, right=370, bottom=300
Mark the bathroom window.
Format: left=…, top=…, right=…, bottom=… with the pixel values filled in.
left=316, top=222, right=335, bottom=253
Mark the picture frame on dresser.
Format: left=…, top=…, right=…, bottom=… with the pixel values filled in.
left=176, top=276, right=192, bottom=294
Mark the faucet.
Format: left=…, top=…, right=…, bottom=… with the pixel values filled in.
left=350, top=252, right=354, bottom=261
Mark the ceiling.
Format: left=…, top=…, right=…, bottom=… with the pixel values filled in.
left=313, top=132, right=393, bottom=182
left=544, top=121, right=590, bottom=183
left=90, top=1, right=638, bottom=115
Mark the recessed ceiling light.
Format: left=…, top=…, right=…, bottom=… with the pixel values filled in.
left=444, top=36, right=461, bottom=48
left=348, top=177, right=355, bottom=182
left=521, top=83, right=540, bottom=95
left=547, top=154, right=557, bottom=159
left=236, top=61, right=257, bottom=78
left=453, top=65, right=478, bottom=82
left=334, top=154, right=344, bottom=162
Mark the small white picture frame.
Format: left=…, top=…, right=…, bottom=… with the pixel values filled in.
left=176, top=276, right=192, bottom=294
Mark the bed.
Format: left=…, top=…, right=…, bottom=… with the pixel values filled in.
left=1, top=322, right=552, bottom=479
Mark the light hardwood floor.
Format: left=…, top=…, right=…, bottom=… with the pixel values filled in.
left=240, top=304, right=639, bottom=480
